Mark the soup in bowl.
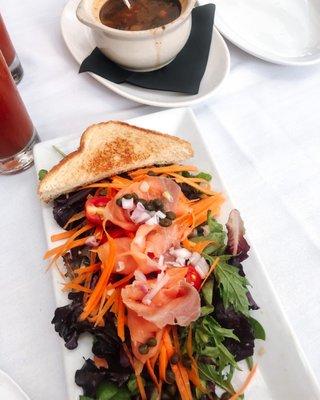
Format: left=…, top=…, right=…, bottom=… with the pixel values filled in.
left=77, top=0, right=196, bottom=71
left=99, top=0, right=182, bottom=31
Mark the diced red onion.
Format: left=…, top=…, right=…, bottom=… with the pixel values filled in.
left=156, top=210, right=166, bottom=219
left=158, top=255, right=164, bottom=268
left=85, top=235, right=100, bottom=247
left=146, top=215, right=159, bottom=225
left=131, top=208, right=151, bottom=224
left=116, top=261, right=125, bottom=272
left=142, top=273, right=170, bottom=305
left=195, top=257, right=209, bottom=279
left=189, top=252, right=202, bottom=266
left=121, top=197, right=134, bottom=210
left=134, top=270, right=147, bottom=281
left=172, top=248, right=192, bottom=259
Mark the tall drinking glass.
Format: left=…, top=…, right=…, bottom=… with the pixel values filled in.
left=0, top=51, right=39, bottom=174
left=0, top=13, right=23, bottom=84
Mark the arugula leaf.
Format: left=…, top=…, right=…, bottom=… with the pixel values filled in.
left=195, top=316, right=239, bottom=372
left=201, top=305, right=214, bottom=316
left=193, top=213, right=226, bottom=256
left=195, top=172, right=212, bottom=181
left=201, top=280, right=213, bottom=305
left=38, top=169, right=48, bottom=181
left=246, top=356, right=254, bottom=370
left=249, top=317, right=266, bottom=340
left=214, top=260, right=250, bottom=317
left=181, top=171, right=212, bottom=181
left=96, top=382, right=130, bottom=400
left=198, top=364, right=235, bottom=393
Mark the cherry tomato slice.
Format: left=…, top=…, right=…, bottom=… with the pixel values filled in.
left=85, top=196, right=109, bottom=225
left=186, top=265, right=202, bottom=290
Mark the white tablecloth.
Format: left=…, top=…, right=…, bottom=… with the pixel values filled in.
left=0, top=1, right=319, bottom=399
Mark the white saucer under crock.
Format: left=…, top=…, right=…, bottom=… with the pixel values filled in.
left=61, top=0, right=230, bottom=108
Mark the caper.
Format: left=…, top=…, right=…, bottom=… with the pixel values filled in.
left=220, top=393, right=231, bottom=400
left=165, top=370, right=175, bottom=384
left=147, top=337, right=157, bottom=347
left=83, top=257, right=90, bottom=266
left=138, top=344, right=149, bottom=354
left=165, top=211, right=176, bottom=220
left=181, top=354, right=192, bottom=369
left=159, top=218, right=172, bottom=227
left=147, top=171, right=157, bottom=176
left=152, top=198, right=163, bottom=210
left=116, top=197, right=123, bottom=206
left=170, top=353, right=180, bottom=364
left=123, top=193, right=133, bottom=199
left=145, top=201, right=155, bottom=211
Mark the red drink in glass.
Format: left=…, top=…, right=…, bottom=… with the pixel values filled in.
left=0, top=13, right=23, bottom=84
left=0, top=51, right=39, bottom=174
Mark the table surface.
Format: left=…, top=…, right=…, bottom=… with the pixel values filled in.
left=1, top=1, right=320, bottom=399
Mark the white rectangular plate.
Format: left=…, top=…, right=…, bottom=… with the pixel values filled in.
left=34, top=108, right=320, bottom=400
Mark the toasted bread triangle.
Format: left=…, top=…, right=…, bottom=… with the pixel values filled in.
left=38, top=121, right=193, bottom=202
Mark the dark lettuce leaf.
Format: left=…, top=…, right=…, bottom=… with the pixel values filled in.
left=226, top=209, right=250, bottom=262
left=75, top=359, right=108, bottom=397
left=178, top=182, right=201, bottom=200
left=51, top=292, right=86, bottom=349
left=228, top=258, right=259, bottom=311
left=213, top=300, right=255, bottom=362
left=53, top=295, right=132, bottom=396
left=53, top=188, right=93, bottom=229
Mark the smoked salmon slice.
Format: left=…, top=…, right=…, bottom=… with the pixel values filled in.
left=122, top=267, right=201, bottom=329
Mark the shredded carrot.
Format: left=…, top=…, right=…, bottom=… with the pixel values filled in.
left=188, top=361, right=206, bottom=392
left=130, top=164, right=198, bottom=178
left=200, top=257, right=220, bottom=289
left=159, top=342, right=168, bottom=382
left=73, top=263, right=100, bottom=275
left=93, top=289, right=117, bottom=326
left=229, top=364, right=258, bottom=400
left=106, top=272, right=134, bottom=290
left=150, top=345, right=161, bottom=369
left=134, top=362, right=147, bottom=400
left=117, top=295, right=125, bottom=341
left=80, top=235, right=116, bottom=320
left=182, top=238, right=214, bottom=254
left=44, top=224, right=93, bottom=259
left=190, top=195, right=224, bottom=217
left=82, top=182, right=127, bottom=190
left=112, top=175, right=133, bottom=185
left=166, top=172, right=216, bottom=196
left=172, top=326, right=181, bottom=354
left=146, top=359, right=159, bottom=389
left=63, top=283, right=92, bottom=293
left=63, top=211, right=86, bottom=229
left=171, top=363, right=192, bottom=400
left=162, top=328, right=174, bottom=358
left=44, top=237, right=89, bottom=260
left=51, top=229, right=78, bottom=242
left=94, top=356, right=108, bottom=369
